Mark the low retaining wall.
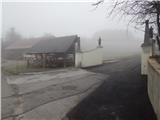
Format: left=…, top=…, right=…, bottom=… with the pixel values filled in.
left=148, top=58, right=160, bottom=120
left=75, top=47, right=103, bottom=68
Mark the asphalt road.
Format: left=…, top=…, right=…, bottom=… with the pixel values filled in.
left=2, top=69, right=105, bottom=120
left=67, top=55, right=157, bottom=120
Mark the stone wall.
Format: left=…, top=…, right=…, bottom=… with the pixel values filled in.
left=148, top=58, right=160, bottom=120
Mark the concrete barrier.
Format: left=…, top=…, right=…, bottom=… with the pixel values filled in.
left=148, top=58, right=160, bottom=120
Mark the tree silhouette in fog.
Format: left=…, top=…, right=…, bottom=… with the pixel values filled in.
left=3, top=27, right=22, bottom=48
left=93, top=0, right=160, bottom=35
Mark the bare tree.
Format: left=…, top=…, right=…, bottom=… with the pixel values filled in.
left=3, top=27, right=22, bottom=48
left=93, top=0, right=160, bottom=35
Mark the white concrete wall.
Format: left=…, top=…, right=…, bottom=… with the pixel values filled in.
left=75, top=52, right=82, bottom=68
left=141, top=46, right=152, bottom=75
left=75, top=47, right=103, bottom=68
left=148, top=59, right=160, bottom=120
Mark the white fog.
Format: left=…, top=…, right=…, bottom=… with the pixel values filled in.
left=2, top=2, right=144, bottom=59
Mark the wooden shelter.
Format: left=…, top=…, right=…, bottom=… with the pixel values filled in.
left=25, top=35, right=80, bottom=68
left=4, top=35, right=55, bottom=60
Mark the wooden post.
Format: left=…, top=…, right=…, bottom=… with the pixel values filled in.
left=63, top=54, right=66, bottom=68
left=42, top=53, right=46, bottom=68
left=27, top=59, right=29, bottom=68
left=36, top=54, right=39, bottom=67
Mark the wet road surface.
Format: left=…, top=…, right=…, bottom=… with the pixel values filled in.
left=67, top=55, right=157, bottom=120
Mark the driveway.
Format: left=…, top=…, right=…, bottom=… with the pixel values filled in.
left=2, top=68, right=106, bottom=120
left=67, top=55, right=157, bottom=120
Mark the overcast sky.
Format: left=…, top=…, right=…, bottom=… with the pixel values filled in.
left=2, top=1, right=143, bottom=38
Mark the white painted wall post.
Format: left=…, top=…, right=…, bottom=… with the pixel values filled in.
left=141, top=20, right=152, bottom=75
left=141, top=46, right=152, bottom=75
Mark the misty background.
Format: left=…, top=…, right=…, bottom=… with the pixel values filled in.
left=2, top=2, right=144, bottom=60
